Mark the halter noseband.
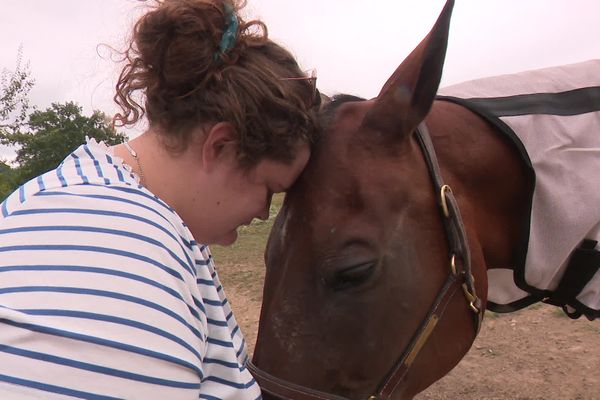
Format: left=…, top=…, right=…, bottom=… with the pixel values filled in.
left=248, top=123, right=484, bottom=400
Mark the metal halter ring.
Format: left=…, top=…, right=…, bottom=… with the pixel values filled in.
left=440, top=185, right=452, bottom=218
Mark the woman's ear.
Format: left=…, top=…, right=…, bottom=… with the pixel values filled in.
left=200, top=122, right=239, bottom=171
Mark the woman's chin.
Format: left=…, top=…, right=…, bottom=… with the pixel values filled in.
left=213, top=230, right=239, bottom=246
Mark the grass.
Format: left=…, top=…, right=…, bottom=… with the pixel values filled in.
left=586, top=325, right=600, bottom=335
left=526, top=302, right=543, bottom=311
left=484, top=310, right=501, bottom=319
left=551, top=307, right=569, bottom=318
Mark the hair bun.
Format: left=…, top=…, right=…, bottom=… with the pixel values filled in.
left=114, top=0, right=317, bottom=168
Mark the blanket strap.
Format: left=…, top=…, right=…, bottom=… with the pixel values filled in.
left=544, top=239, right=600, bottom=319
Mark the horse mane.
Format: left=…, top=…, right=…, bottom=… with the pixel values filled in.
left=318, top=94, right=366, bottom=137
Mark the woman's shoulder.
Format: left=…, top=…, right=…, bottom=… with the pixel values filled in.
left=1, top=153, right=196, bottom=263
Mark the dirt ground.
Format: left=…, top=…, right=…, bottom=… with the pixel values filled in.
left=219, top=261, right=600, bottom=400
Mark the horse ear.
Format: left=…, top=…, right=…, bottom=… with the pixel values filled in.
left=362, top=0, right=454, bottom=140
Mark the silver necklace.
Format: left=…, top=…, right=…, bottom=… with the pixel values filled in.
left=123, top=141, right=145, bottom=185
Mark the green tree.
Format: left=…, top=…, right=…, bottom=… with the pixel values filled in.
left=0, top=46, right=34, bottom=137
left=0, top=161, right=17, bottom=200
left=6, top=102, right=126, bottom=186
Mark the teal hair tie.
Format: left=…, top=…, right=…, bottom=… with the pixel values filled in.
left=214, top=4, right=239, bottom=62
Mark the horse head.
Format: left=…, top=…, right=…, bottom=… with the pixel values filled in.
left=251, top=1, right=510, bottom=398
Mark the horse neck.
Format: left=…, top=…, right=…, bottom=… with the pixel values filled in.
left=425, top=100, right=531, bottom=271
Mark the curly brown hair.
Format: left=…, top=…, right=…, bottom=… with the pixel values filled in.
left=113, top=0, right=318, bottom=167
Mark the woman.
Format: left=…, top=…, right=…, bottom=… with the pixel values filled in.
left=0, top=0, right=318, bottom=398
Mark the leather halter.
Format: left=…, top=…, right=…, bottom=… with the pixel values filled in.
left=248, top=123, right=484, bottom=400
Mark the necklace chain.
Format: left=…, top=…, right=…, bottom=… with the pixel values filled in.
left=123, top=141, right=145, bottom=186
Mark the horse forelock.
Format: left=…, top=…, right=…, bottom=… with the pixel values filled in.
left=318, top=94, right=366, bottom=134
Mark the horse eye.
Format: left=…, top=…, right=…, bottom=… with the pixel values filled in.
left=326, top=262, right=376, bottom=291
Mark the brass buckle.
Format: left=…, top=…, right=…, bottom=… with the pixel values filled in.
left=461, top=276, right=480, bottom=314
left=440, top=185, right=452, bottom=218
left=451, top=256, right=480, bottom=313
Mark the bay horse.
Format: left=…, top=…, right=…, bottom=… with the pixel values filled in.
left=249, top=1, right=600, bottom=399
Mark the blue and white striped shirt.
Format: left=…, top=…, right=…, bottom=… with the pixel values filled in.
left=0, top=139, right=261, bottom=399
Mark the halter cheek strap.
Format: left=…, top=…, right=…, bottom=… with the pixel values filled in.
left=374, top=123, right=484, bottom=399
left=414, top=123, right=483, bottom=328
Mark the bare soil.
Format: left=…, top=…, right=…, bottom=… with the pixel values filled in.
left=219, top=261, right=600, bottom=400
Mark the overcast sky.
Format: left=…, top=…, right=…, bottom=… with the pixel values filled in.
left=2, top=0, right=600, bottom=161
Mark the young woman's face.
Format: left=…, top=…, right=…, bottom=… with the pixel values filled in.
left=200, top=144, right=310, bottom=246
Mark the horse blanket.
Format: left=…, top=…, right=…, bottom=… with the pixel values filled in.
left=437, top=60, right=600, bottom=320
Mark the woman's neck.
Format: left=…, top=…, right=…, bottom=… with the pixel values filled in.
left=113, top=130, right=203, bottom=213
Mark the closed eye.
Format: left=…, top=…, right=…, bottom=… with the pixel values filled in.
left=325, top=262, right=376, bottom=291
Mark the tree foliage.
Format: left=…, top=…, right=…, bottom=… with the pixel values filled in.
left=0, top=46, right=34, bottom=137
left=0, top=161, right=17, bottom=201
left=1, top=51, right=127, bottom=201
left=6, top=102, right=126, bottom=185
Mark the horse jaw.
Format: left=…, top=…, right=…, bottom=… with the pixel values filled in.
left=361, top=0, right=454, bottom=141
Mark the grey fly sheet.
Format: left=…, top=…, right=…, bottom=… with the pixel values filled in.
left=438, top=60, right=600, bottom=320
